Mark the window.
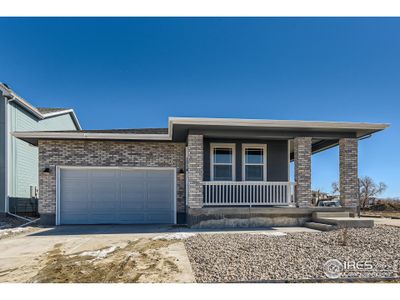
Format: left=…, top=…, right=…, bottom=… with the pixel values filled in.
left=210, top=143, right=235, bottom=181
left=242, top=144, right=266, bottom=181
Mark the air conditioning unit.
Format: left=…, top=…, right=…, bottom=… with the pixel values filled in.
left=30, top=186, right=39, bottom=199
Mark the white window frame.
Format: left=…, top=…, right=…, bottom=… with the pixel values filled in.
left=210, top=143, right=236, bottom=181
left=242, top=144, right=267, bottom=181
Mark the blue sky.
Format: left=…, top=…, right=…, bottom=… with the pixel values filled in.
left=0, top=18, right=399, bottom=197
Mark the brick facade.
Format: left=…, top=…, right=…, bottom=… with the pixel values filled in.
left=186, top=134, right=203, bottom=208
left=38, top=140, right=186, bottom=217
left=339, top=138, right=358, bottom=207
left=294, top=137, right=312, bottom=207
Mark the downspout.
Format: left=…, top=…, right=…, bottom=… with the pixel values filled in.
left=7, top=211, right=40, bottom=227
left=4, top=95, right=41, bottom=224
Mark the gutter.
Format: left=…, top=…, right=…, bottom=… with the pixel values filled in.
left=6, top=95, right=44, bottom=119
left=12, top=131, right=172, bottom=142
left=3, top=93, right=12, bottom=213
left=1, top=83, right=82, bottom=129
left=168, top=117, right=390, bottom=131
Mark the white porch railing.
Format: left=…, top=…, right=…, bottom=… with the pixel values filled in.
left=203, top=181, right=296, bottom=206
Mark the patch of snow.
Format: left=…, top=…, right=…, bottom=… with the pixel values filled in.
left=127, top=252, right=141, bottom=259
left=249, top=231, right=287, bottom=236
left=80, top=246, right=117, bottom=259
left=152, top=232, right=197, bottom=240
left=0, top=227, right=29, bottom=237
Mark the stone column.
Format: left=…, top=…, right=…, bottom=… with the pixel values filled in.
left=294, top=137, right=312, bottom=207
left=339, top=138, right=358, bottom=207
left=187, top=134, right=203, bottom=208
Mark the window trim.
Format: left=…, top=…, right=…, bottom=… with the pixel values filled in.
left=242, top=144, right=267, bottom=181
left=210, top=143, right=236, bottom=181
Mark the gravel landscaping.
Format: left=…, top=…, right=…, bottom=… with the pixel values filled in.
left=184, top=225, right=400, bottom=283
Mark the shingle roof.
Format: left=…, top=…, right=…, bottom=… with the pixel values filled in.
left=36, top=107, right=71, bottom=114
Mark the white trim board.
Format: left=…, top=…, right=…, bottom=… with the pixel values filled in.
left=55, top=166, right=177, bottom=225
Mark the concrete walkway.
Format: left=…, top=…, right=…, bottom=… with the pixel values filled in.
left=361, top=217, right=400, bottom=227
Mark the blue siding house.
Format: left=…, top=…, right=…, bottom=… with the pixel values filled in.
left=0, top=83, right=81, bottom=215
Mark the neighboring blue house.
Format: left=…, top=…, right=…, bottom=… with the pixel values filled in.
left=0, top=83, right=81, bottom=215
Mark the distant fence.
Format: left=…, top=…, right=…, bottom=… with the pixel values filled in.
left=8, top=197, right=39, bottom=217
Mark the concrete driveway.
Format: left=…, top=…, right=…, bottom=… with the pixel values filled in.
left=0, top=225, right=196, bottom=283
left=0, top=225, right=318, bottom=283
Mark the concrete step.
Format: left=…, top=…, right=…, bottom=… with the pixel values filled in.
left=313, top=217, right=374, bottom=228
left=304, top=222, right=336, bottom=231
left=312, top=211, right=350, bottom=219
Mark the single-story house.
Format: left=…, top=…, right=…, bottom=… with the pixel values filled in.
left=13, top=117, right=388, bottom=227
left=0, top=83, right=81, bottom=216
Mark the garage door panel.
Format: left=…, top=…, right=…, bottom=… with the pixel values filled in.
left=89, top=169, right=118, bottom=178
left=119, top=170, right=147, bottom=182
left=62, top=213, right=90, bottom=224
left=89, top=213, right=118, bottom=223
left=118, top=213, right=146, bottom=222
left=61, top=201, right=89, bottom=212
left=146, top=198, right=172, bottom=209
left=120, top=183, right=146, bottom=199
left=62, top=169, right=89, bottom=179
left=59, top=168, right=175, bottom=225
left=145, top=212, right=173, bottom=223
left=61, top=181, right=88, bottom=198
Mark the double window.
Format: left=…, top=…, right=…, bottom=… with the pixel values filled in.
left=210, top=143, right=266, bottom=181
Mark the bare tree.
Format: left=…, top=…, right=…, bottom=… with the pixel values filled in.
left=331, top=176, right=387, bottom=210
left=331, top=182, right=340, bottom=194
left=358, top=176, right=387, bottom=209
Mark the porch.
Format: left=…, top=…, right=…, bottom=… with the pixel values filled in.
left=185, top=131, right=359, bottom=227
left=177, top=118, right=387, bottom=227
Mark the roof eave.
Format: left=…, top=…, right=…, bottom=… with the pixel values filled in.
left=169, top=117, right=390, bottom=132
left=12, top=131, right=171, bottom=145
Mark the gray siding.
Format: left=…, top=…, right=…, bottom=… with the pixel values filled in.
left=203, top=139, right=289, bottom=182
left=0, top=93, right=6, bottom=212
left=9, top=102, right=78, bottom=199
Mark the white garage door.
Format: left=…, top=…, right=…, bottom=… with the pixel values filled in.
left=58, top=167, right=175, bottom=225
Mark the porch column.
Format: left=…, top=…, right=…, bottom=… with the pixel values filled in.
left=294, top=137, right=312, bottom=207
left=339, top=138, right=358, bottom=207
left=187, top=134, right=204, bottom=208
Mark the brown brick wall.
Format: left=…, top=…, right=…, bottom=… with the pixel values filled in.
left=38, top=140, right=186, bottom=215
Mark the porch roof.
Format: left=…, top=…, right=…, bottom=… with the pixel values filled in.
left=13, top=117, right=388, bottom=155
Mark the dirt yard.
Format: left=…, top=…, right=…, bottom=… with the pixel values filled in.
left=31, top=239, right=181, bottom=283
left=0, top=226, right=195, bottom=283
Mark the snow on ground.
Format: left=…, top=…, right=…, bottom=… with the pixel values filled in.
left=0, top=227, right=31, bottom=239
left=152, top=232, right=197, bottom=240
left=80, top=246, right=118, bottom=259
